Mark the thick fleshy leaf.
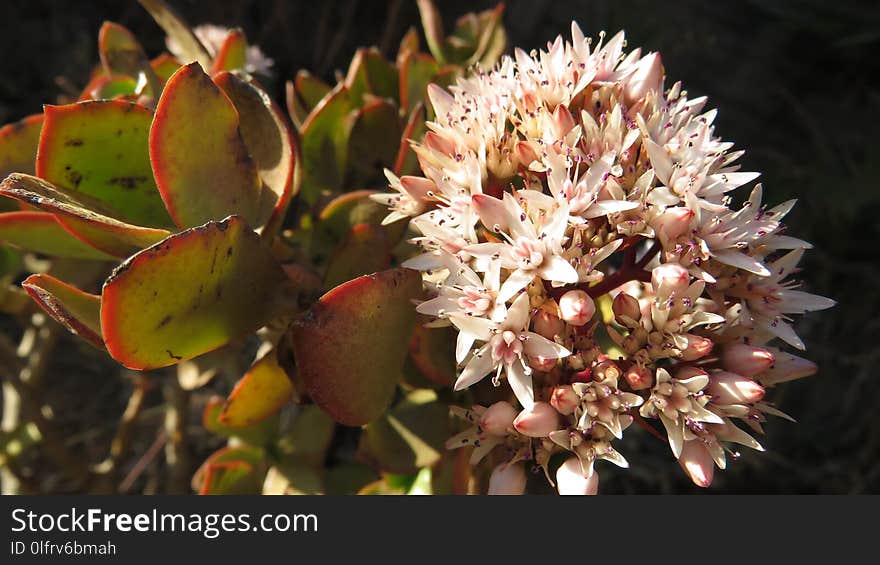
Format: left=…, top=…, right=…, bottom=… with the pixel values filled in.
left=98, top=22, right=160, bottom=96
left=193, top=446, right=266, bottom=495
left=408, top=323, right=457, bottom=386
left=323, top=224, right=390, bottom=289
left=150, top=62, right=261, bottom=228
left=346, top=99, right=402, bottom=187
left=101, top=216, right=287, bottom=370
left=318, top=190, right=391, bottom=239
left=416, top=0, right=447, bottom=63
left=325, top=463, right=380, bottom=495
left=78, top=75, right=139, bottom=101
left=358, top=389, right=449, bottom=474
left=344, top=48, right=399, bottom=106
left=276, top=405, right=336, bottom=467
left=36, top=100, right=173, bottom=227
left=289, top=268, right=423, bottom=426
left=0, top=211, right=114, bottom=260
left=263, top=462, right=323, bottom=495
left=219, top=351, right=294, bottom=427
left=299, top=84, right=351, bottom=203
left=0, top=173, right=170, bottom=257
left=202, top=396, right=279, bottom=446
left=213, top=71, right=298, bottom=235
left=151, top=53, right=182, bottom=81
left=295, top=70, right=331, bottom=110
left=137, top=0, right=212, bottom=68
left=210, top=28, right=248, bottom=73
left=394, top=103, right=428, bottom=175
left=399, top=52, right=439, bottom=113
left=21, top=274, right=104, bottom=349
left=0, top=113, right=42, bottom=179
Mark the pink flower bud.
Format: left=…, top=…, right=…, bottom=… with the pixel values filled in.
left=559, top=290, right=595, bottom=326
left=556, top=457, right=599, bottom=495
left=707, top=371, right=765, bottom=404
left=678, top=440, right=714, bottom=488
left=515, top=140, right=539, bottom=166
left=612, top=292, right=641, bottom=324
left=423, top=130, right=455, bottom=156
left=624, top=52, right=664, bottom=105
left=680, top=334, right=713, bottom=361
left=624, top=365, right=653, bottom=390
left=652, top=263, right=690, bottom=297
left=479, top=401, right=518, bottom=436
left=552, top=104, right=576, bottom=137
left=529, top=355, right=557, bottom=372
left=532, top=310, right=564, bottom=340
left=550, top=385, right=579, bottom=415
left=513, top=402, right=561, bottom=438
left=674, top=365, right=708, bottom=381
left=399, top=176, right=436, bottom=201
left=488, top=462, right=527, bottom=495
left=652, top=206, right=694, bottom=242
left=722, top=343, right=775, bottom=377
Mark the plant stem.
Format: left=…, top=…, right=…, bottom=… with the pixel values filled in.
left=163, top=373, right=192, bottom=494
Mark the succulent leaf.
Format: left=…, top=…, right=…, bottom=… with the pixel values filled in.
left=98, top=21, right=161, bottom=96
left=137, top=0, right=212, bottom=68
left=299, top=84, right=351, bottom=204
left=323, top=223, right=390, bottom=289
left=193, top=446, right=266, bottom=495
left=218, top=350, right=294, bottom=428
left=21, top=273, right=104, bottom=349
left=210, top=28, right=248, bottom=73
left=346, top=99, right=402, bottom=187
left=0, top=211, right=114, bottom=260
left=0, top=113, right=43, bottom=179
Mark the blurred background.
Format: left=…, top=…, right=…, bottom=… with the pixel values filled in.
left=0, top=0, right=877, bottom=493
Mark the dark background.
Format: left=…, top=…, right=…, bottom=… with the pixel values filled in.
left=0, top=0, right=877, bottom=494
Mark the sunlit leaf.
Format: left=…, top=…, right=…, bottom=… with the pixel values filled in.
left=21, top=273, right=104, bottom=349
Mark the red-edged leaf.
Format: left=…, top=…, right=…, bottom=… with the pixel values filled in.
left=219, top=351, right=294, bottom=427
left=21, top=274, right=104, bottom=349
left=137, top=0, right=212, bottom=68
left=150, top=62, right=261, bottom=228
left=150, top=53, right=182, bottom=81
left=101, top=216, right=286, bottom=370
left=193, top=446, right=266, bottom=495
left=210, top=29, right=248, bottom=73
left=290, top=268, right=423, bottom=426
left=0, top=113, right=43, bottom=178
left=0, top=173, right=170, bottom=257
left=299, top=84, right=351, bottom=203
left=36, top=100, right=173, bottom=227
left=98, top=21, right=161, bottom=95
left=346, top=99, right=402, bottom=187
left=213, top=71, right=298, bottom=236
left=0, top=211, right=113, bottom=260
left=323, top=224, right=390, bottom=289
left=408, top=323, right=457, bottom=387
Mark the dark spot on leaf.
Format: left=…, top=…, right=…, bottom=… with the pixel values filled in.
left=157, top=314, right=172, bottom=328
left=166, top=349, right=182, bottom=360
left=65, top=170, right=83, bottom=188
left=64, top=138, right=83, bottom=147
left=108, top=176, right=148, bottom=190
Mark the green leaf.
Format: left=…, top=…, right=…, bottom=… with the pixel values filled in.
left=79, top=76, right=139, bottom=101
left=346, top=99, right=402, bottom=188
left=213, top=71, right=298, bottom=236
left=325, top=463, right=379, bottom=495
left=219, top=351, right=294, bottom=428
left=262, top=461, right=323, bottom=495
left=194, top=446, right=266, bottom=495
left=408, top=323, right=457, bottom=387
left=202, top=396, right=279, bottom=446
left=100, top=215, right=287, bottom=370
left=210, top=29, right=248, bottom=73
left=399, top=52, right=439, bottom=113
left=36, top=100, right=173, bottom=227
left=416, top=0, right=447, bottom=63
left=137, top=0, right=212, bottom=68
left=295, top=70, right=331, bottom=110
left=0, top=113, right=42, bottom=178
left=150, top=53, right=182, bottom=82
left=0, top=173, right=170, bottom=257
left=21, top=273, right=104, bottom=349
left=0, top=211, right=114, bottom=260
left=394, top=103, right=428, bottom=176
left=150, top=62, right=261, bottom=228
left=276, top=405, right=336, bottom=467
left=317, top=190, right=391, bottom=240
left=323, top=224, right=390, bottom=289
left=358, top=389, right=449, bottom=474
left=289, top=268, right=423, bottom=426
left=299, top=84, right=351, bottom=204
left=98, top=21, right=161, bottom=96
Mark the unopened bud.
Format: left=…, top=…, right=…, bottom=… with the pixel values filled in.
left=652, top=206, right=694, bottom=242
left=472, top=194, right=509, bottom=233
left=513, top=402, right=561, bottom=438
left=624, top=52, right=664, bottom=105
left=550, top=385, right=579, bottom=415
left=488, top=462, right=527, bottom=495
left=515, top=140, right=539, bottom=166
left=552, top=104, right=576, bottom=137
left=529, top=355, right=557, bottom=372
left=479, top=401, right=518, bottom=436
left=722, top=343, right=775, bottom=377
left=624, top=365, right=653, bottom=390
left=652, top=263, right=690, bottom=297
left=678, top=440, right=714, bottom=488
left=533, top=310, right=564, bottom=340
left=674, top=365, right=708, bottom=381
left=559, top=290, right=595, bottom=326
left=707, top=371, right=765, bottom=404
left=556, top=457, right=599, bottom=495
left=613, top=292, right=641, bottom=324
left=680, top=334, right=713, bottom=361
left=593, top=360, right=621, bottom=383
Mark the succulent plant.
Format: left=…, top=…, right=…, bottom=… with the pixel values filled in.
left=0, top=0, right=506, bottom=495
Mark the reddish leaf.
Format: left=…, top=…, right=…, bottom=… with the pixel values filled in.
left=210, top=29, right=248, bottom=73
left=323, top=224, right=390, bottom=289
left=219, top=351, right=294, bottom=427
left=0, top=211, right=114, bottom=260
left=21, top=274, right=104, bottom=349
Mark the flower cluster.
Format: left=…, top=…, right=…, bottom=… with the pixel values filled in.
left=375, top=23, right=834, bottom=494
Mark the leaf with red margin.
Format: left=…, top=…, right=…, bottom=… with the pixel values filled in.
left=210, top=29, right=247, bottom=73
left=0, top=211, right=114, bottom=260
left=408, top=323, right=457, bottom=387
left=21, top=274, right=104, bottom=349
left=394, top=102, right=427, bottom=176
left=150, top=53, right=182, bottom=81
left=101, top=215, right=287, bottom=370
left=0, top=173, right=170, bottom=257
left=98, top=22, right=161, bottom=96
left=213, top=71, right=298, bottom=236
left=0, top=113, right=43, bottom=178
left=323, top=224, right=390, bottom=289
left=203, top=396, right=279, bottom=446
left=289, top=268, right=423, bottom=426
left=218, top=351, right=294, bottom=428
left=295, top=70, right=331, bottom=110
left=299, top=84, right=351, bottom=204
left=137, top=0, right=212, bottom=68
left=399, top=51, right=439, bottom=113
left=150, top=62, right=262, bottom=228
left=346, top=99, right=402, bottom=187
left=78, top=76, right=139, bottom=101
left=36, top=100, right=173, bottom=227
left=193, top=446, right=266, bottom=495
